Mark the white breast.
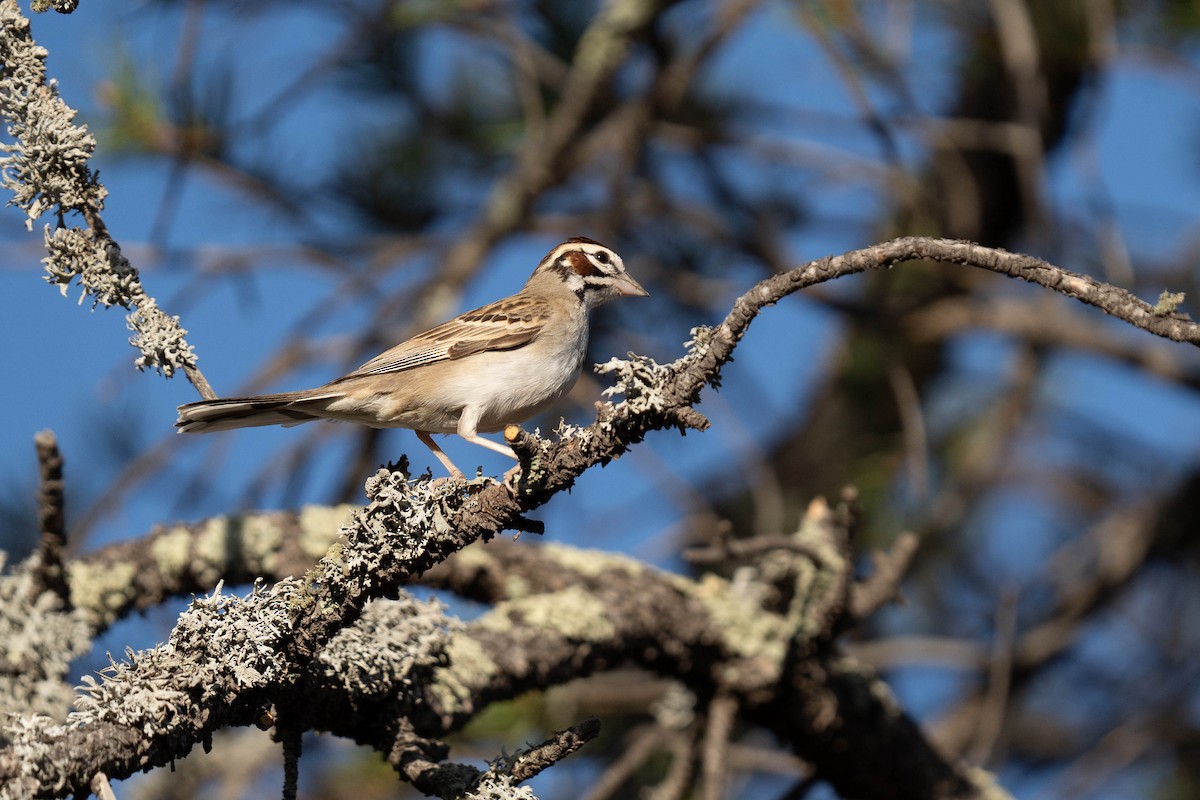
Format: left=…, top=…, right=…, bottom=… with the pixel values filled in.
left=424, top=306, right=589, bottom=433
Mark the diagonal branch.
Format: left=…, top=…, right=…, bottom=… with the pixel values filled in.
left=0, top=1, right=214, bottom=397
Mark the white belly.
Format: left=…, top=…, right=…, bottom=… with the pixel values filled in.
left=438, top=343, right=583, bottom=432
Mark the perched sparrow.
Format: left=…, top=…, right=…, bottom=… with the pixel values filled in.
left=176, top=237, right=648, bottom=479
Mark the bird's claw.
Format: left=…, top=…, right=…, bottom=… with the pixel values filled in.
left=502, top=464, right=524, bottom=494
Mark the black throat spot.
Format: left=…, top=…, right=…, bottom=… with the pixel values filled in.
left=576, top=278, right=610, bottom=303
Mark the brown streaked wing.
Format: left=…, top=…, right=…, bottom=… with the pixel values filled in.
left=446, top=328, right=540, bottom=359
left=333, top=295, right=548, bottom=380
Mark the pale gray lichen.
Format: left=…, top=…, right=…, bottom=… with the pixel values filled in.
left=594, top=325, right=715, bottom=415
left=42, top=225, right=197, bottom=377
left=682, top=324, right=716, bottom=362
left=0, top=460, right=521, bottom=796
left=340, top=463, right=494, bottom=577
left=190, top=516, right=244, bottom=587
left=298, top=504, right=356, bottom=559
left=596, top=353, right=674, bottom=414
left=651, top=682, right=696, bottom=731
left=429, top=634, right=498, bottom=713
left=127, top=297, right=198, bottom=378
left=480, top=586, right=614, bottom=641
left=691, top=572, right=788, bottom=669
left=42, top=226, right=139, bottom=307
left=1, top=579, right=307, bottom=799
left=0, top=553, right=94, bottom=739
left=63, top=559, right=138, bottom=629
left=319, top=596, right=458, bottom=702
left=542, top=326, right=718, bottom=460
left=782, top=503, right=848, bottom=645
left=69, top=579, right=303, bottom=729
left=149, top=525, right=195, bottom=581
left=2, top=1, right=200, bottom=381
left=1, top=714, right=72, bottom=799
left=464, top=773, right=537, bottom=800
left=540, top=541, right=645, bottom=581
left=0, top=1, right=105, bottom=226
left=4, top=579, right=463, bottom=797
left=552, top=418, right=586, bottom=441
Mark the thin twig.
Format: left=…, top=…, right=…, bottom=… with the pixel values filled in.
left=850, top=532, right=920, bottom=619
left=684, top=535, right=827, bottom=567
left=582, top=726, right=668, bottom=800
left=887, top=363, right=931, bottom=506
left=966, top=590, right=1018, bottom=766
left=89, top=773, right=117, bottom=800
left=645, top=730, right=697, bottom=800
left=506, top=718, right=601, bottom=784
left=701, top=692, right=738, bottom=800
left=277, top=715, right=301, bottom=800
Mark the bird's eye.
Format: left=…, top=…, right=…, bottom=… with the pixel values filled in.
left=594, top=250, right=611, bottom=265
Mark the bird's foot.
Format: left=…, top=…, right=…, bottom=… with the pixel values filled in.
left=502, top=464, right=524, bottom=495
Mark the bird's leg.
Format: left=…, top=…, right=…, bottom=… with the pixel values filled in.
left=416, top=431, right=465, bottom=480
left=456, top=410, right=520, bottom=461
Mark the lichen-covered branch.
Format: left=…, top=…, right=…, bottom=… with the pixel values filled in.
left=66, top=504, right=355, bottom=632
left=0, top=557, right=93, bottom=744
left=1, top=236, right=1189, bottom=797
left=0, top=0, right=212, bottom=396
left=0, top=502, right=1006, bottom=800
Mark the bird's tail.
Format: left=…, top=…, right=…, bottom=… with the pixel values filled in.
left=176, top=391, right=331, bottom=433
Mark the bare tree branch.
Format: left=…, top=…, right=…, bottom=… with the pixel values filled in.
left=851, top=532, right=920, bottom=620
left=504, top=717, right=601, bottom=783
left=31, top=431, right=69, bottom=605
left=701, top=692, right=737, bottom=800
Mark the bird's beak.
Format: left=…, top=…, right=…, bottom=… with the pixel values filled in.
left=612, top=274, right=649, bottom=297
